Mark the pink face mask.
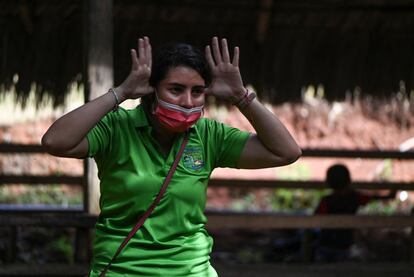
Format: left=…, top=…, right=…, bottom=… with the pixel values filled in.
left=153, top=95, right=203, bottom=133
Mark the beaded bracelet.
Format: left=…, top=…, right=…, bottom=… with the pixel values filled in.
left=234, top=89, right=257, bottom=110
left=109, top=88, right=119, bottom=112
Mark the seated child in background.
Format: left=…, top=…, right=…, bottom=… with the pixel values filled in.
left=314, top=164, right=396, bottom=262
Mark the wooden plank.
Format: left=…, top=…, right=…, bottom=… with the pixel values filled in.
left=0, top=214, right=97, bottom=227
left=1, top=143, right=413, bottom=160
left=302, top=148, right=414, bottom=159
left=205, top=213, right=414, bottom=229
left=1, top=213, right=413, bottom=229
left=74, top=228, right=90, bottom=263
left=5, top=226, right=17, bottom=263
left=213, top=262, right=414, bottom=277
left=1, top=263, right=414, bottom=277
left=0, top=144, right=45, bottom=153
left=0, top=175, right=83, bottom=185
left=209, top=179, right=414, bottom=190
left=0, top=204, right=83, bottom=213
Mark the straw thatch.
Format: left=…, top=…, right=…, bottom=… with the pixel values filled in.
left=1, top=0, right=414, bottom=106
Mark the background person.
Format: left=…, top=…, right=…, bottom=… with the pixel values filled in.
left=314, top=164, right=396, bottom=262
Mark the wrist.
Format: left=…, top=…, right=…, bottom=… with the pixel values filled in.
left=113, top=86, right=127, bottom=103
left=230, top=88, right=248, bottom=104
left=108, top=88, right=120, bottom=112
left=233, top=88, right=257, bottom=110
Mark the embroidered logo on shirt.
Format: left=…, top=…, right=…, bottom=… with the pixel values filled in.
left=183, top=146, right=204, bottom=171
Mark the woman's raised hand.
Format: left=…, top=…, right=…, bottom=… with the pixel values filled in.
left=205, top=37, right=246, bottom=103
left=116, top=37, right=153, bottom=101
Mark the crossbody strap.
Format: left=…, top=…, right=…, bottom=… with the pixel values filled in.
left=98, top=132, right=189, bottom=277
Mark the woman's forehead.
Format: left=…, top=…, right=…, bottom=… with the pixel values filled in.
left=162, top=66, right=205, bottom=86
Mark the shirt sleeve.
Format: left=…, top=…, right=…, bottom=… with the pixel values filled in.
left=357, top=193, right=371, bottom=206
left=208, top=120, right=250, bottom=168
left=86, top=112, right=115, bottom=159
left=315, top=198, right=328, bottom=214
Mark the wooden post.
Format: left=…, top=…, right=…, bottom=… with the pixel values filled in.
left=83, top=0, right=113, bottom=215
left=300, top=229, right=313, bottom=263
left=6, top=226, right=17, bottom=263
left=75, top=227, right=91, bottom=263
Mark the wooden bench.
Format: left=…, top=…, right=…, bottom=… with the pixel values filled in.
left=1, top=212, right=414, bottom=276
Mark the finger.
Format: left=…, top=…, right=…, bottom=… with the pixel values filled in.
left=145, top=37, right=152, bottom=68
left=138, top=38, right=145, bottom=64
left=205, top=46, right=215, bottom=68
left=232, top=46, right=239, bottom=67
left=211, top=37, right=223, bottom=64
left=130, top=49, right=139, bottom=70
left=142, top=36, right=150, bottom=66
left=221, top=38, right=230, bottom=63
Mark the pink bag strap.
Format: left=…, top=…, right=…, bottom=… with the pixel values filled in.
left=98, top=132, right=189, bottom=277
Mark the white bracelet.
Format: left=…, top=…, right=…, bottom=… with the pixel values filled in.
left=109, top=88, right=119, bottom=112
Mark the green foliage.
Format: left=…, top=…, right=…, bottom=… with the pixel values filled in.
left=0, top=185, right=82, bottom=206
left=359, top=199, right=412, bottom=215
left=46, top=235, right=74, bottom=263
left=377, top=159, right=393, bottom=181
left=230, top=192, right=263, bottom=211
left=276, top=162, right=311, bottom=181
left=228, top=187, right=328, bottom=213
left=270, top=189, right=327, bottom=213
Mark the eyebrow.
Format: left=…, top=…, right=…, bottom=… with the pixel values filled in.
left=167, top=83, right=206, bottom=89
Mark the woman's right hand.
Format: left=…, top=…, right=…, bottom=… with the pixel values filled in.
left=115, top=36, right=153, bottom=101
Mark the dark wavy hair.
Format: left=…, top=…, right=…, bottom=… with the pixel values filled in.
left=149, top=43, right=211, bottom=87
left=142, top=43, right=211, bottom=109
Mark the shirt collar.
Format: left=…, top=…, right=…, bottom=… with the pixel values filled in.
left=133, top=104, right=150, bottom=128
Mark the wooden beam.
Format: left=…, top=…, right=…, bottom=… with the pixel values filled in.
left=2, top=143, right=412, bottom=160
left=1, top=263, right=413, bottom=277
left=1, top=213, right=413, bottom=229
left=0, top=213, right=97, bottom=227
left=205, top=213, right=414, bottom=229
left=302, top=149, right=414, bottom=159
left=0, top=144, right=45, bottom=153
left=209, top=179, right=414, bottom=190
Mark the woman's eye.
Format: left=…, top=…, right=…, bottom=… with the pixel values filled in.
left=170, top=87, right=181, bottom=94
left=192, top=89, right=204, bottom=95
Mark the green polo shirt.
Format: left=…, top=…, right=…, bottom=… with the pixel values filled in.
left=86, top=105, right=249, bottom=276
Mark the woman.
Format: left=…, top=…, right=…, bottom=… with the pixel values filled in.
left=42, top=37, right=301, bottom=276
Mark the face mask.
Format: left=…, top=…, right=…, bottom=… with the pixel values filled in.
left=153, top=94, right=203, bottom=133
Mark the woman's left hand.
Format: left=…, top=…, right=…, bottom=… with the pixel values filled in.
left=205, top=37, right=246, bottom=103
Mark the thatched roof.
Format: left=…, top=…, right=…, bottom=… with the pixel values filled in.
left=1, top=0, right=414, bottom=105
